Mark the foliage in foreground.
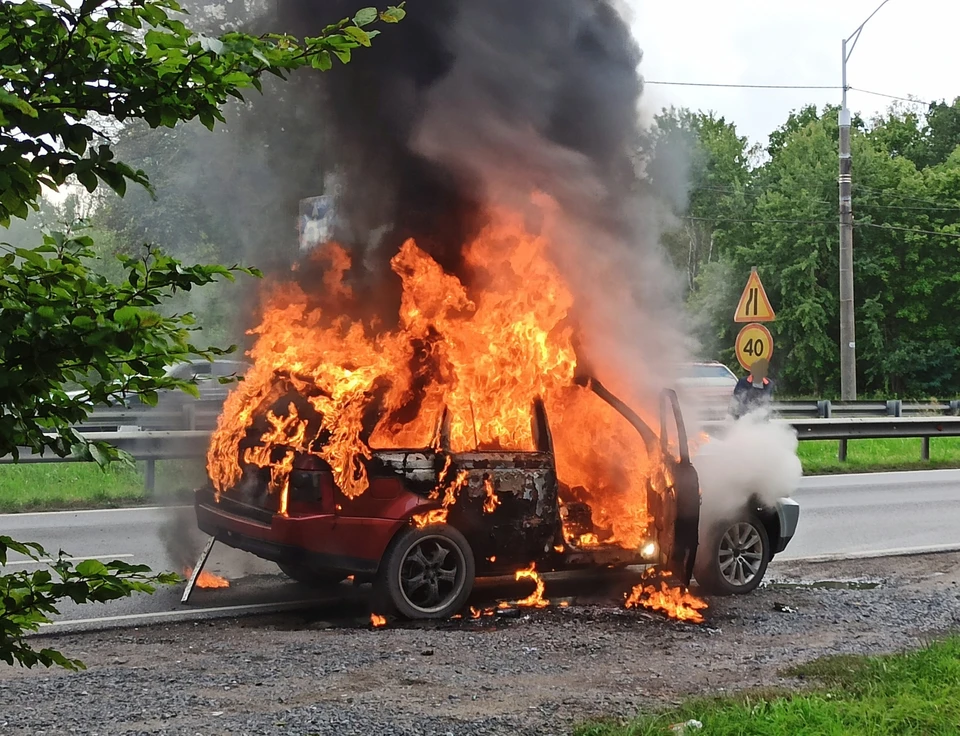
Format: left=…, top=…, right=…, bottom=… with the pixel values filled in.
left=0, top=0, right=404, bottom=670
left=577, top=636, right=960, bottom=736
left=0, top=536, right=178, bottom=670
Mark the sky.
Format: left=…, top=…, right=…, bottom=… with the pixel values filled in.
left=623, top=0, right=960, bottom=145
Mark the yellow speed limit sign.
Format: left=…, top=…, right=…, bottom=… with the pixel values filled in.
left=735, top=323, right=774, bottom=371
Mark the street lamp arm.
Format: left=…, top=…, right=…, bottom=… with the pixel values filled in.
left=845, top=0, right=894, bottom=60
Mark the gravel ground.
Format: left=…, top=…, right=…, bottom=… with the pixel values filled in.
left=3, top=552, right=960, bottom=736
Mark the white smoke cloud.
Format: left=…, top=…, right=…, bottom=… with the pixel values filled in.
left=693, top=412, right=803, bottom=523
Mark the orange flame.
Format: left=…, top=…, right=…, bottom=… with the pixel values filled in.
left=207, top=199, right=664, bottom=554
left=624, top=572, right=708, bottom=623
left=370, top=613, right=387, bottom=628
left=184, top=568, right=230, bottom=589
left=412, top=469, right=468, bottom=528
left=482, top=476, right=500, bottom=514
left=515, top=563, right=549, bottom=608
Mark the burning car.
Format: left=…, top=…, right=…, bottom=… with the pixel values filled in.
left=194, top=206, right=799, bottom=620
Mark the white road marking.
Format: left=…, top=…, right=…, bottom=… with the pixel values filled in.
left=38, top=599, right=321, bottom=629
left=781, top=543, right=960, bottom=563
left=0, top=505, right=192, bottom=519
left=8, top=553, right=135, bottom=566
left=802, top=468, right=960, bottom=483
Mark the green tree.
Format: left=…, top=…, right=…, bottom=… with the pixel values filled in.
left=684, top=101, right=960, bottom=397
left=1, top=0, right=404, bottom=669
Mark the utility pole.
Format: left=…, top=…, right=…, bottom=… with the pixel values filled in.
left=838, top=0, right=893, bottom=400
left=839, top=42, right=856, bottom=400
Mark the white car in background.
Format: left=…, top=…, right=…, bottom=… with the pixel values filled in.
left=676, top=361, right=739, bottom=421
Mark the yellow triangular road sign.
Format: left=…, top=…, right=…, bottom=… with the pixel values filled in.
left=734, top=268, right=776, bottom=323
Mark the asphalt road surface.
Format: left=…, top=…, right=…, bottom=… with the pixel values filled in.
left=3, top=469, right=959, bottom=628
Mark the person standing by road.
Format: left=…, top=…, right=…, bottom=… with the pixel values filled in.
left=730, top=358, right=775, bottom=419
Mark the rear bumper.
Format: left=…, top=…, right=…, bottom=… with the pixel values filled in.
left=773, top=497, right=800, bottom=553
left=194, top=491, right=404, bottom=576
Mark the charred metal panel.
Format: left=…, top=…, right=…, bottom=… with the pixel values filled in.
left=449, top=452, right=561, bottom=570
left=369, top=450, right=441, bottom=495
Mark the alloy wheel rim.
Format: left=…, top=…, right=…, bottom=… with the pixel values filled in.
left=398, top=535, right=466, bottom=614
left=717, top=522, right=764, bottom=587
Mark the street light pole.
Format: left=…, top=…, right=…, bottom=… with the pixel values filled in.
left=838, top=0, right=893, bottom=401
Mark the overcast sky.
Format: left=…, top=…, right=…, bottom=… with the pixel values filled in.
left=624, top=0, right=960, bottom=145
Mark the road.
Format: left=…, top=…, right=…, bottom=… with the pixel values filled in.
left=3, top=468, right=959, bottom=628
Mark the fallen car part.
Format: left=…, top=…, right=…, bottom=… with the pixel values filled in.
left=181, top=535, right=217, bottom=605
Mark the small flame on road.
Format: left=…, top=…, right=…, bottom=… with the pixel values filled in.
left=624, top=572, right=707, bottom=623
left=370, top=613, right=387, bottom=628
left=515, top=563, right=549, bottom=608
left=184, top=568, right=230, bottom=589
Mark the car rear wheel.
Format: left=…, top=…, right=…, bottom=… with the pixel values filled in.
left=278, top=563, right=345, bottom=589
left=694, top=515, right=770, bottom=595
left=377, top=524, right=475, bottom=620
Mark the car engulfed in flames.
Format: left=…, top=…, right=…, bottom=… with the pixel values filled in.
left=195, top=203, right=707, bottom=622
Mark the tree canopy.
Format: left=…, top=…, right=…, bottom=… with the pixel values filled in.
left=0, top=0, right=403, bottom=669
left=655, top=100, right=960, bottom=398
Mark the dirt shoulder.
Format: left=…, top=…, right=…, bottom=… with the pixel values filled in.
left=3, top=552, right=960, bottom=736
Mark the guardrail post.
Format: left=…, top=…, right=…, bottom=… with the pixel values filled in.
left=818, top=400, right=832, bottom=418
left=838, top=439, right=848, bottom=462
left=182, top=403, right=197, bottom=431
left=886, top=400, right=902, bottom=417
left=921, top=437, right=931, bottom=462
left=950, top=400, right=960, bottom=417
left=145, top=459, right=156, bottom=497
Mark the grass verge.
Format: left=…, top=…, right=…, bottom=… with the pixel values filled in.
left=798, top=437, right=960, bottom=474
left=3, top=437, right=959, bottom=513
left=0, top=460, right=207, bottom=512
left=577, top=636, right=960, bottom=736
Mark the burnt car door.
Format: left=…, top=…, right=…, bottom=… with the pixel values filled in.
left=659, top=388, right=700, bottom=586
left=444, top=399, right=562, bottom=573
left=575, top=377, right=700, bottom=585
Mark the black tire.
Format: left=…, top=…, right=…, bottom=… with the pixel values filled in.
left=694, top=514, right=770, bottom=595
left=278, top=563, right=345, bottom=589
left=376, top=524, right=475, bottom=620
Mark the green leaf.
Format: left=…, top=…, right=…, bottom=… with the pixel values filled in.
left=380, top=6, right=406, bottom=22
left=113, top=306, right=140, bottom=327
left=353, top=8, right=378, bottom=26
left=311, top=51, right=333, bottom=71
left=0, top=89, right=38, bottom=118
left=344, top=27, right=372, bottom=47
left=75, top=559, right=109, bottom=577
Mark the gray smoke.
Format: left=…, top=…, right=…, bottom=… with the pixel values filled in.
left=263, top=0, right=693, bottom=406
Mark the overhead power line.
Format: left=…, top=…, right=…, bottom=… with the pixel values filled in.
left=694, top=185, right=960, bottom=213
left=858, top=222, right=960, bottom=239
left=849, top=87, right=933, bottom=106
left=644, top=80, right=938, bottom=107
left=644, top=80, right=840, bottom=90
left=679, top=216, right=960, bottom=239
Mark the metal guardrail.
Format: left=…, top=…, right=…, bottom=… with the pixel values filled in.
left=771, top=399, right=960, bottom=418
left=0, top=430, right=213, bottom=493
left=3, top=399, right=957, bottom=493
left=701, top=416, right=960, bottom=462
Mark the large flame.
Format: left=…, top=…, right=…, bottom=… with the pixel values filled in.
left=206, top=196, right=700, bottom=620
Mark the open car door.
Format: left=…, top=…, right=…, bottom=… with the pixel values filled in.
left=575, top=377, right=701, bottom=586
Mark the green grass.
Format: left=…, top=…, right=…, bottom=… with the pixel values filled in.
left=798, top=437, right=960, bottom=474
left=2, top=437, right=958, bottom=512
left=0, top=460, right=207, bottom=512
left=577, top=636, right=960, bottom=736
